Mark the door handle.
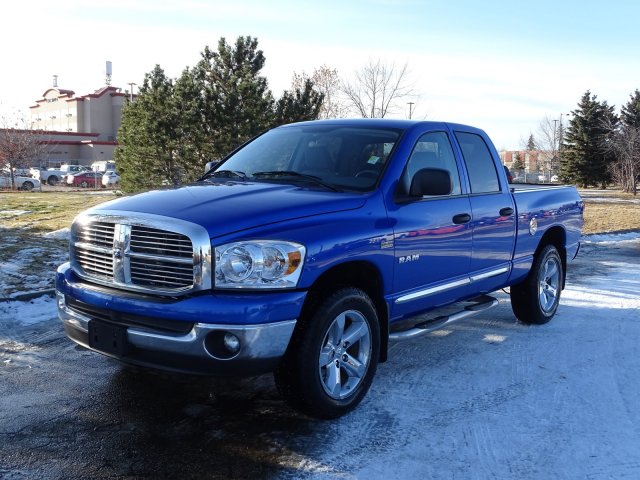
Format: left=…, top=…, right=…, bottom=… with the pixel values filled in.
left=499, top=207, right=514, bottom=216
left=452, top=213, right=471, bottom=224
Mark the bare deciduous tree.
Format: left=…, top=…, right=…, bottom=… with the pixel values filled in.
left=341, top=60, right=415, bottom=118
left=0, top=116, right=46, bottom=189
left=292, top=65, right=348, bottom=119
left=521, top=116, right=565, bottom=178
left=602, top=116, right=640, bottom=195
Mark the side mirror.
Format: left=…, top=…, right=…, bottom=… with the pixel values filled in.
left=409, top=168, right=452, bottom=197
left=204, top=160, right=220, bottom=174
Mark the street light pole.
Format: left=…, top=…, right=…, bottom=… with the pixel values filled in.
left=127, top=82, right=137, bottom=102
left=407, top=102, right=415, bottom=119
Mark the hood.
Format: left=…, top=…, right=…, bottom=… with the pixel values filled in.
left=91, top=180, right=367, bottom=238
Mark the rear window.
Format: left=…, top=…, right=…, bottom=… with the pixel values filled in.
left=454, top=132, right=500, bottom=193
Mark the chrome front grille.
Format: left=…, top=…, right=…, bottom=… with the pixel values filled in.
left=130, top=226, right=193, bottom=258
left=70, top=212, right=212, bottom=295
left=77, top=221, right=115, bottom=248
left=74, top=247, right=114, bottom=279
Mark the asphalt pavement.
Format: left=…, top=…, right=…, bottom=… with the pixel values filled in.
left=1, top=238, right=639, bottom=479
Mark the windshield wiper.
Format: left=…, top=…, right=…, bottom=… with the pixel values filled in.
left=252, top=171, right=342, bottom=192
left=203, top=169, right=247, bottom=180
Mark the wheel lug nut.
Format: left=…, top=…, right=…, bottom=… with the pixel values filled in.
left=342, top=354, right=348, bottom=361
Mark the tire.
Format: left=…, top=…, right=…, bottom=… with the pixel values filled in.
left=510, top=244, right=564, bottom=324
left=80, top=181, right=88, bottom=188
left=21, top=181, right=34, bottom=191
left=274, top=287, right=380, bottom=419
left=47, top=176, right=59, bottom=186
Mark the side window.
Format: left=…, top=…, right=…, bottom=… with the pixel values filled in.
left=454, top=132, right=500, bottom=193
left=403, top=131, right=461, bottom=196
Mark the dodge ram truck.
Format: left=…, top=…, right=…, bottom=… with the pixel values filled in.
left=56, top=119, right=583, bottom=418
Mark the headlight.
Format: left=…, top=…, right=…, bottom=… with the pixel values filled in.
left=215, top=241, right=305, bottom=289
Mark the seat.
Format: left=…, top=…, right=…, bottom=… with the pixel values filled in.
left=301, top=145, right=333, bottom=174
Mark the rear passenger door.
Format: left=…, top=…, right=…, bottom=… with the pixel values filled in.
left=453, top=131, right=516, bottom=293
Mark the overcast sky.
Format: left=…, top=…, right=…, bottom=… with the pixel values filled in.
left=2, top=0, right=639, bottom=149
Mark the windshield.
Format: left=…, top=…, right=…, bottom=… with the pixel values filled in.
left=208, top=125, right=402, bottom=192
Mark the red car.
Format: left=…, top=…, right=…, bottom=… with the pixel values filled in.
left=67, top=171, right=103, bottom=188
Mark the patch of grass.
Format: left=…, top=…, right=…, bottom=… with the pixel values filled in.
left=582, top=201, right=640, bottom=234
left=0, top=191, right=116, bottom=233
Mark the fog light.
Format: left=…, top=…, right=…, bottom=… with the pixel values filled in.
left=56, top=291, right=66, bottom=309
left=223, top=333, right=241, bottom=354
left=204, top=331, right=242, bottom=359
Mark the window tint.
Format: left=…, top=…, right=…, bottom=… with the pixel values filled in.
left=403, top=131, right=461, bottom=196
left=454, top=132, right=500, bottom=193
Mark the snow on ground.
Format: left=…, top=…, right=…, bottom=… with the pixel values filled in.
left=0, top=210, right=31, bottom=218
left=43, top=227, right=70, bottom=241
left=0, top=295, right=56, bottom=326
left=0, top=228, right=69, bottom=298
left=582, top=231, right=640, bottom=244
left=0, top=235, right=639, bottom=478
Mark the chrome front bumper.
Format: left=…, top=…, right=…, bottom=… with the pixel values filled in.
left=57, top=291, right=297, bottom=376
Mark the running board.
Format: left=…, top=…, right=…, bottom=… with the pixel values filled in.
left=389, top=295, right=499, bottom=341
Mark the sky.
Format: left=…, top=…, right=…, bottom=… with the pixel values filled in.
left=1, top=0, right=639, bottom=149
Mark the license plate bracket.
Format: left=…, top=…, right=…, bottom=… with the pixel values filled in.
left=88, top=320, right=129, bottom=356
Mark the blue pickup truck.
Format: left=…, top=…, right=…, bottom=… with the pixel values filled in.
left=56, top=119, right=583, bottom=418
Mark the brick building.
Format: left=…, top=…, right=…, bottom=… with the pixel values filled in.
left=499, top=149, right=551, bottom=174
left=26, top=85, right=130, bottom=167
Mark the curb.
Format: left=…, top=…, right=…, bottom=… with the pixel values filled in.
left=0, top=289, right=56, bottom=303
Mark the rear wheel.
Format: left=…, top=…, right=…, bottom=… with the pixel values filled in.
left=511, top=244, right=564, bottom=324
left=274, top=287, right=380, bottom=419
left=47, top=176, right=59, bottom=186
left=80, top=180, right=88, bottom=188
left=21, top=181, right=34, bottom=191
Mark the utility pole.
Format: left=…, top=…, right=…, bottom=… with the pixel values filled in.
left=407, top=102, right=415, bottom=119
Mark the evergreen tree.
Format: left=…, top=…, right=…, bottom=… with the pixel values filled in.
left=621, top=89, right=640, bottom=128
left=115, top=36, right=324, bottom=192
left=526, top=134, right=536, bottom=151
left=274, top=78, right=324, bottom=126
left=511, top=152, right=525, bottom=172
left=115, top=66, right=184, bottom=192
left=194, top=36, right=275, bottom=160
left=560, top=91, right=618, bottom=187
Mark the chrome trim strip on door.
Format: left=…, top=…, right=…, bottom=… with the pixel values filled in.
left=469, top=266, right=509, bottom=282
left=396, top=278, right=471, bottom=304
left=395, top=266, right=510, bottom=304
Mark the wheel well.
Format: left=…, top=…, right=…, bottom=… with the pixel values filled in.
left=303, top=261, right=389, bottom=362
left=535, top=226, right=567, bottom=288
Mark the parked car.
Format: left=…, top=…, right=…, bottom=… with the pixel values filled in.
left=101, top=171, right=120, bottom=187
left=67, top=171, right=103, bottom=188
left=0, top=171, right=41, bottom=190
left=36, top=165, right=91, bottom=185
left=57, top=119, right=583, bottom=419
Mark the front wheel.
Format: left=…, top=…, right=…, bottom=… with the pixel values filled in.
left=510, top=244, right=564, bottom=324
left=274, top=288, right=380, bottom=419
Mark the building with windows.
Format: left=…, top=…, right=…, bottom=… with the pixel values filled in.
left=499, top=149, right=552, bottom=173
left=26, top=85, right=130, bottom=167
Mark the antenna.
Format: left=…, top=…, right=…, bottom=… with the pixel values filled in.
left=53, top=75, right=58, bottom=87
left=105, top=61, right=112, bottom=85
